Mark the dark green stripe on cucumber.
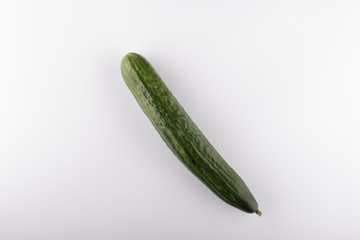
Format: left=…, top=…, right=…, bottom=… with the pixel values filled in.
left=121, top=52, right=261, bottom=216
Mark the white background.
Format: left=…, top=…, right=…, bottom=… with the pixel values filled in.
left=1, top=0, right=360, bottom=239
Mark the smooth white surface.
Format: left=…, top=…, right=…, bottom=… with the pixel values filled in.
left=1, top=1, right=360, bottom=239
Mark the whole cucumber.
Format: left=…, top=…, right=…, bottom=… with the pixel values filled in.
left=121, top=53, right=261, bottom=216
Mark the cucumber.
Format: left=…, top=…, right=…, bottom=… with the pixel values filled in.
left=121, top=53, right=261, bottom=216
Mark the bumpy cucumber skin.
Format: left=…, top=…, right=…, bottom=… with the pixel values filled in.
left=121, top=53, right=259, bottom=214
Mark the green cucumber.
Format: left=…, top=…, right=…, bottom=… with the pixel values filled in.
left=121, top=53, right=261, bottom=216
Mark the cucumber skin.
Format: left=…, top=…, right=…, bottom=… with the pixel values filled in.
left=121, top=53, right=259, bottom=214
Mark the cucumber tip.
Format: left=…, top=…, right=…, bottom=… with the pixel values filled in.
left=255, top=209, right=262, bottom=216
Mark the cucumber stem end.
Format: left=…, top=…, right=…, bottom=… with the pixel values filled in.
left=255, top=209, right=262, bottom=216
